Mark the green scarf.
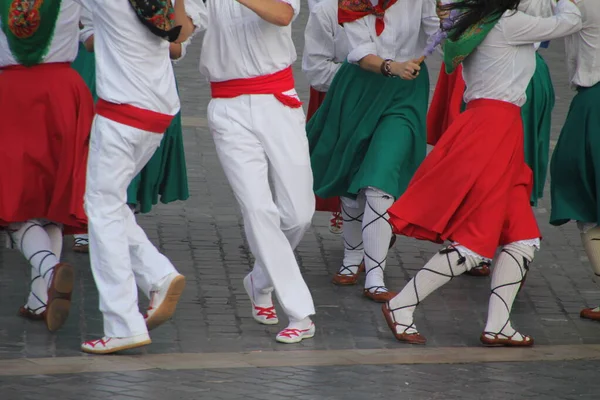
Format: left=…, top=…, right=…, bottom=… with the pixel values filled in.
left=0, top=0, right=62, bottom=66
left=443, top=14, right=501, bottom=74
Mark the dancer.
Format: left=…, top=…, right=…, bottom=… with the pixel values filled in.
left=426, top=0, right=556, bottom=278
left=382, top=0, right=582, bottom=346
left=307, top=0, right=439, bottom=301
left=303, top=0, right=350, bottom=235
left=71, top=28, right=192, bottom=254
left=201, top=0, right=316, bottom=344
left=0, top=0, right=94, bottom=331
left=549, top=1, right=600, bottom=321
left=78, top=0, right=207, bottom=354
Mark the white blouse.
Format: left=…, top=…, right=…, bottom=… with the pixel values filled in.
left=565, top=0, right=600, bottom=88
left=462, top=0, right=582, bottom=107
left=302, top=0, right=349, bottom=92
left=78, top=0, right=207, bottom=116
left=199, top=0, right=301, bottom=82
left=0, top=1, right=81, bottom=67
left=345, top=0, right=440, bottom=64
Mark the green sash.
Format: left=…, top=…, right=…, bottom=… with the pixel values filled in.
left=443, top=14, right=501, bottom=74
left=0, top=0, right=62, bottom=66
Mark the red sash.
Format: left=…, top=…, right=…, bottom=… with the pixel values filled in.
left=210, top=67, right=303, bottom=108
left=95, top=99, right=174, bottom=134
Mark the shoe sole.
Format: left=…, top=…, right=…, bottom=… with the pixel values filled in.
left=46, top=264, right=74, bottom=332
left=243, top=276, right=279, bottom=325
left=81, top=339, right=152, bottom=355
left=276, top=332, right=315, bottom=344
left=146, top=275, right=186, bottom=331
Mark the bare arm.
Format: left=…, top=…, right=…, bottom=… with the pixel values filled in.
left=173, top=0, right=196, bottom=43
left=170, top=43, right=182, bottom=59
left=358, top=54, right=422, bottom=80
left=236, top=0, right=295, bottom=27
left=84, top=35, right=94, bottom=52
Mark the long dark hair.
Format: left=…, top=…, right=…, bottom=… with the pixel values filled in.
left=440, top=0, right=522, bottom=41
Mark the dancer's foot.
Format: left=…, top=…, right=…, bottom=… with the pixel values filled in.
left=243, top=274, right=278, bottom=325
left=580, top=306, right=600, bottom=321
left=276, top=318, right=315, bottom=344
left=72, top=235, right=89, bottom=254
left=18, top=305, right=46, bottom=321
left=332, top=261, right=364, bottom=286
left=45, top=263, right=74, bottom=332
left=381, top=303, right=426, bottom=344
left=363, top=286, right=397, bottom=303
left=329, top=212, right=343, bottom=234
left=81, top=333, right=151, bottom=355
left=145, top=272, right=186, bottom=330
left=480, top=330, right=534, bottom=347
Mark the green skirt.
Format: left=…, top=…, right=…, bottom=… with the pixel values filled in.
left=550, top=82, right=600, bottom=226
left=71, top=44, right=189, bottom=213
left=307, top=62, right=428, bottom=199
left=460, top=53, right=554, bottom=205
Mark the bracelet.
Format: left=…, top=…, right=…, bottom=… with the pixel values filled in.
left=380, top=59, right=393, bottom=77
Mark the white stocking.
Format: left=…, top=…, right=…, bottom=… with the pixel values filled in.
left=483, top=241, right=536, bottom=341
left=579, top=223, right=600, bottom=312
left=388, top=245, right=484, bottom=334
left=338, top=196, right=365, bottom=275
left=8, top=220, right=60, bottom=315
left=362, top=188, right=394, bottom=292
left=43, top=221, right=63, bottom=260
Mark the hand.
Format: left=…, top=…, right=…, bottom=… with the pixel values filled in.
left=436, top=4, right=449, bottom=20
left=391, top=60, right=421, bottom=80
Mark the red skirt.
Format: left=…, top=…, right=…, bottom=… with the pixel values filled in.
left=307, top=87, right=340, bottom=213
left=388, top=99, right=540, bottom=259
left=427, top=63, right=465, bottom=146
left=0, top=63, right=94, bottom=234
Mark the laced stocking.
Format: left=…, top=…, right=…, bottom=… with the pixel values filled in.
left=362, top=188, right=394, bottom=294
left=338, top=196, right=365, bottom=276
left=483, top=241, right=535, bottom=342
left=8, top=220, right=60, bottom=316
left=388, top=245, right=482, bottom=334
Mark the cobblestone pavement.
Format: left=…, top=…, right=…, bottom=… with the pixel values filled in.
left=1, top=5, right=599, bottom=400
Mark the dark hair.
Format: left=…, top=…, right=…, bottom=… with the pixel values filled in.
left=440, top=0, right=522, bottom=41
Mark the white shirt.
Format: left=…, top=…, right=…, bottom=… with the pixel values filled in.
left=302, top=0, right=349, bottom=92
left=308, top=0, right=320, bottom=12
left=199, top=0, right=300, bottom=82
left=0, top=1, right=81, bottom=67
left=79, top=0, right=207, bottom=115
left=565, top=0, right=600, bottom=88
left=345, top=0, right=440, bottom=64
left=462, top=0, right=582, bottom=107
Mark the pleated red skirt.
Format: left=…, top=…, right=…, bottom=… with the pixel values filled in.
left=307, top=87, right=340, bottom=213
left=388, top=99, right=540, bottom=259
left=427, top=63, right=465, bottom=146
left=0, top=63, right=94, bottom=234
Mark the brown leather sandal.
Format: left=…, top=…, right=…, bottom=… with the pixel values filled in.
left=332, top=262, right=365, bottom=286
left=45, top=263, right=74, bottom=332
left=381, top=303, right=426, bottom=344
left=480, top=331, right=534, bottom=347
left=580, top=307, right=600, bottom=321
left=18, top=306, right=46, bottom=321
left=364, top=287, right=397, bottom=303
left=465, top=261, right=491, bottom=277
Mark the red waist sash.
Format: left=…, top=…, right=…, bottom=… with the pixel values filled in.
left=210, top=67, right=303, bottom=108
left=96, top=99, right=173, bottom=134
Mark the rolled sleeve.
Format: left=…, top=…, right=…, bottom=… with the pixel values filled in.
left=183, top=0, right=209, bottom=32
left=345, top=19, right=378, bottom=64
left=281, top=0, right=301, bottom=18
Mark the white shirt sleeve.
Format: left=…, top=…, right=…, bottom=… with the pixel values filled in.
left=281, top=0, right=301, bottom=18
left=345, top=19, right=377, bottom=64
left=501, top=0, right=582, bottom=45
left=79, top=3, right=94, bottom=43
left=421, top=0, right=442, bottom=55
left=183, top=0, right=209, bottom=32
left=302, top=6, right=342, bottom=91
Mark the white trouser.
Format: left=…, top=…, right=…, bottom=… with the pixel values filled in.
left=85, top=115, right=176, bottom=337
left=208, top=92, right=316, bottom=320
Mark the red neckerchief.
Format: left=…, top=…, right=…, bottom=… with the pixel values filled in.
left=338, top=0, right=399, bottom=36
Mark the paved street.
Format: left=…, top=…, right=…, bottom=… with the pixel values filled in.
left=1, top=6, right=600, bottom=400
